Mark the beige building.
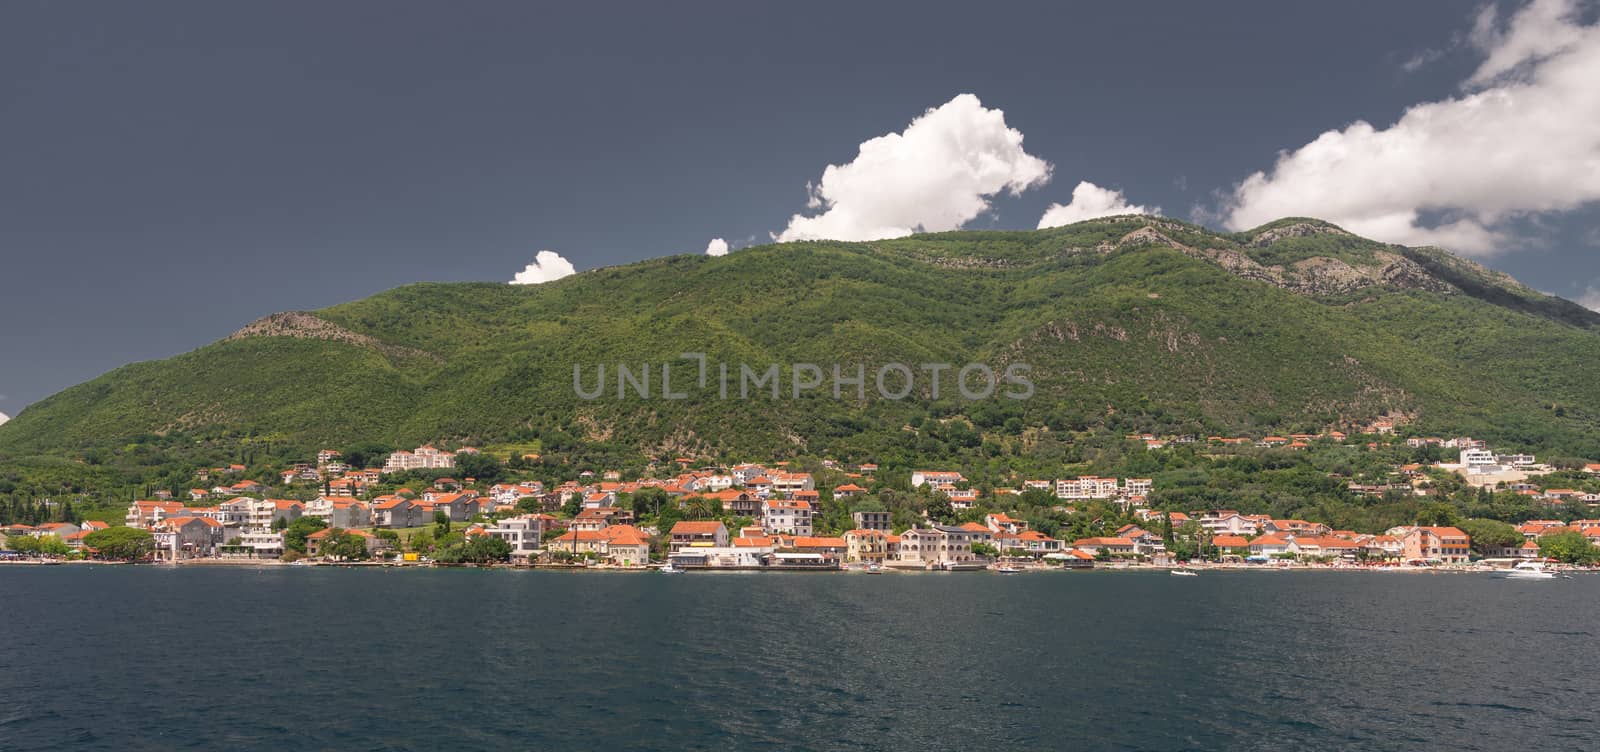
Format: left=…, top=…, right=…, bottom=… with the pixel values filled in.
left=896, top=526, right=977, bottom=568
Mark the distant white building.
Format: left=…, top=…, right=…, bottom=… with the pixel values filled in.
left=1460, top=448, right=1496, bottom=468
left=383, top=445, right=457, bottom=474
left=911, top=470, right=965, bottom=488
left=1055, top=476, right=1120, bottom=500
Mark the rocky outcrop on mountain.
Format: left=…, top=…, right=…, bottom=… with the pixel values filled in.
left=225, top=311, right=440, bottom=362
left=1113, top=226, right=1453, bottom=297
left=1247, top=221, right=1353, bottom=247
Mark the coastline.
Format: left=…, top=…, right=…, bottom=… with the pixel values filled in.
left=10, top=558, right=1588, bottom=575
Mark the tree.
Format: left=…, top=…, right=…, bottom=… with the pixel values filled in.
left=83, top=527, right=156, bottom=560
left=1533, top=530, right=1598, bottom=564
left=408, top=528, right=435, bottom=554
left=561, top=493, right=583, bottom=518
left=434, top=510, right=452, bottom=535
left=631, top=488, right=668, bottom=519
left=463, top=535, right=512, bottom=563
left=271, top=516, right=289, bottom=532
left=971, top=542, right=999, bottom=558
left=37, top=535, right=70, bottom=557
left=1457, top=518, right=1520, bottom=557
left=454, top=452, right=505, bottom=484
left=283, top=517, right=329, bottom=554
left=327, top=529, right=370, bottom=561
left=1414, top=502, right=1459, bottom=528
left=516, top=496, right=542, bottom=514
left=684, top=495, right=713, bottom=520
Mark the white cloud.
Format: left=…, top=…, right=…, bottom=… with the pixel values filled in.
left=1401, top=47, right=1447, bottom=73
left=1037, top=181, right=1156, bottom=228
left=1579, top=285, right=1600, bottom=312
left=776, top=93, right=1052, bottom=242
left=705, top=238, right=729, bottom=256
left=509, top=250, right=576, bottom=285
left=1223, top=0, right=1600, bottom=255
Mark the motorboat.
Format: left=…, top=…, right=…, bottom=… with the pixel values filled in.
left=659, top=562, right=684, bottom=573
left=996, top=565, right=1022, bottom=574
left=864, top=563, right=883, bottom=574
left=1170, top=569, right=1199, bottom=577
left=1500, top=561, right=1556, bottom=580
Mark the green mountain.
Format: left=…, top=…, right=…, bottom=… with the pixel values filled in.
left=5, top=216, right=1600, bottom=466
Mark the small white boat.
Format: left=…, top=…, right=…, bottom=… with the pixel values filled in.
left=1170, top=569, right=1199, bottom=577
left=658, top=563, right=684, bottom=573
left=1500, top=561, right=1556, bottom=580
left=996, top=565, right=1022, bottom=574
left=864, top=563, right=883, bottom=574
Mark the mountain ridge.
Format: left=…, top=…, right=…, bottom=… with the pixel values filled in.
left=3, top=216, right=1599, bottom=465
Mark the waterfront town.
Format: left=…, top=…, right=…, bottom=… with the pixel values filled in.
left=6, top=429, right=1600, bottom=572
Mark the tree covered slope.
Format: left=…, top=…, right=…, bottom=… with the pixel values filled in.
left=4, top=216, right=1599, bottom=463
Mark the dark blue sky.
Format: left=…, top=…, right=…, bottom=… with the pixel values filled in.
left=3, top=0, right=1597, bottom=411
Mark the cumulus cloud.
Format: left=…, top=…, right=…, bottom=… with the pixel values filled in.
left=1223, top=0, right=1600, bottom=255
left=776, top=94, right=1052, bottom=242
left=705, top=238, right=729, bottom=256
left=509, top=250, right=576, bottom=285
left=1037, top=181, right=1156, bottom=228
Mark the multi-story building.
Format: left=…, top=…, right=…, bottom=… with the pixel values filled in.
left=125, top=500, right=186, bottom=528
left=485, top=515, right=548, bottom=559
left=382, top=445, right=458, bottom=474
left=851, top=510, right=891, bottom=531
left=1401, top=526, right=1472, bottom=564
left=303, top=497, right=370, bottom=529
left=670, top=521, right=729, bottom=552
left=843, top=529, right=890, bottom=563
left=762, top=499, right=813, bottom=536
left=1055, top=476, right=1121, bottom=500
left=895, top=526, right=977, bottom=568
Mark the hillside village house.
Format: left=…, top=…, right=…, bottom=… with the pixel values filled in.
left=125, top=500, right=186, bottom=528
left=986, top=513, right=1027, bottom=534
left=771, top=472, right=815, bottom=494
left=851, top=510, right=891, bottom=531
left=709, top=490, right=762, bottom=519
left=833, top=483, right=867, bottom=498
left=1196, top=511, right=1267, bottom=536
left=670, top=521, right=729, bottom=552
left=911, top=470, right=966, bottom=488
left=960, top=522, right=995, bottom=545
left=371, top=497, right=426, bottom=528
left=762, top=499, right=814, bottom=536
left=304, top=497, right=370, bottom=529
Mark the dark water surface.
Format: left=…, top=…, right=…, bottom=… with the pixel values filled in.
left=2, top=566, right=1596, bottom=751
